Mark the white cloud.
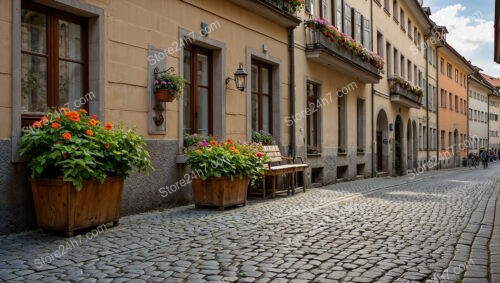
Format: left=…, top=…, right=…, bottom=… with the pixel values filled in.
left=430, top=4, right=494, bottom=55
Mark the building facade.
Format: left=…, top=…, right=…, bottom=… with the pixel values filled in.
left=437, top=43, right=474, bottom=168
left=482, top=74, right=500, bottom=155
left=1, top=0, right=299, bottom=234
left=468, top=72, right=494, bottom=153
left=0, top=0, right=496, bottom=234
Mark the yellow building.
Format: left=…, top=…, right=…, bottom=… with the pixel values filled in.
left=1, top=0, right=300, bottom=233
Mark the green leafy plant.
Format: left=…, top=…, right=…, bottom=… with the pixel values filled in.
left=357, top=147, right=364, bottom=153
left=338, top=147, right=346, bottom=154
left=286, top=0, right=305, bottom=13
left=154, top=72, right=185, bottom=97
left=391, top=75, right=423, bottom=98
left=252, top=130, right=274, bottom=145
left=186, top=137, right=268, bottom=183
left=19, top=109, right=153, bottom=190
left=184, top=133, right=216, bottom=149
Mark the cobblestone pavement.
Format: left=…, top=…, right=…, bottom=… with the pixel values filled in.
left=1, top=164, right=499, bottom=283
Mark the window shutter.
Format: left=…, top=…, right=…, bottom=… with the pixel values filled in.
left=362, top=18, right=371, bottom=50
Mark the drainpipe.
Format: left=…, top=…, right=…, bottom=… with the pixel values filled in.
left=424, top=35, right=430, bottom=164
left=370, top=0, right=375, bottom=177
left=436, top=45, right=441, bottom=169
left=488, top=91, right=490, bottom=151
left=288, top=26, right=296, bottom=159
left=467, top=75, right=470, bottom=158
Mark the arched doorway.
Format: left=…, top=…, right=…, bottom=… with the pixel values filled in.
left=407, top=119, right=413, bottom=170
left=394, top=116, right=404, bottom=175
left=412, top=121, right=418, bottom=169
left=376, top=110, right=389, bottom=173
left=454, top=129, right=459, bottom=167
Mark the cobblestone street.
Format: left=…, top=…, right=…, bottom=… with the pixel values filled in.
left=1, top=165, right=499, bottom=283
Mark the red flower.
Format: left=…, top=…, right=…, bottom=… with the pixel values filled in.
left=104, top=143, right=110, bottom=149
left=91, top=114, right=98, bottom=119
left=104, top=123, right=113, bottom=130
left=62, top=132, right=72, bottom=141
left=86, top=129, right=94, bottom=136
left=257, top=152, right=263, bottom=158
left=51, top=123, right=60, bottom=129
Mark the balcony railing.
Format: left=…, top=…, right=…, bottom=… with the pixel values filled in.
left=229, top=0, right=302, bottom=27
left=305, top=21, right=383, bottom=83
left=388, top=77, right=423, bottom=109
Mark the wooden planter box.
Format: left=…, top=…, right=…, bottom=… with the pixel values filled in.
left=192, top=176, right=248, bottom=210
left=31, top=177, right=124, bottom=237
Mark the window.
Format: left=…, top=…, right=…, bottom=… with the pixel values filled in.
left=354, top=10, right=362, bottom=42
left=413, top=65, right=417, bottom=85
left=447, top=63, right=452, bottom=78
left=393, top=0, right=398, bottom=22
left=338, top=91, right=347, bottom=150
left=400, top=54, right=405, bottom=78
left=417, top=32, right=421, bottom=48
left=400, top=9, right=405, bottom=31
left=305, top=0, right=313, bottom=14
left=441, top=130, right=445, bottom=150
left=343, top=3, right=352, bottom=37
left=320, top=0, right=329, bottom=19
left=449, top=93, right=453, bottom=110
left=183, top=46, right=213, bottom=135
left=377, top=32, right=384, bottom=58
left=393, top=48, right=399, bottom=76
left=469, top=108, right=472, bottom=120
left=407, top=60, right=412, bottom=82
left=334, top=0, right=343, bottom=31
left=460, top=71, right=463, bottom=86
left=413, top=27, right=418, bottom=45
left=21, top=1, right=88, bottom=125
left=448, top=132, right=452, bottom=148
left=441, top=89, right=446, bottom=107
left=455, top=69, right=458, bottom=83
left=459, top=98, right=463, bottom=113
left=384, top=0, right=390, bottom=12
left=463, top=75, right=467, bottom=88
left=423, top=126, right=427, bottom=148
left=362, top=18, right=371, bottom=49
left=455, top=95, right=458, bottom=112
left=251, top=60, right=273, bottom=134
left=357, top=99, right=365, bottom=149
left=386, top=42, right=392, bottom=75
left=408, top=19, right=412, bottom=38
left=306, top=82, right=319, bottom=152
left=418, top=70, right=422, bottom=88
left=440, top=58, right=445, bottom=73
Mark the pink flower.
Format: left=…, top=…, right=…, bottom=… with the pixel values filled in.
left=91, top=114, right=98, bottom=119
left=154, top=80, right=159, bottom=85
left=257, top=152, right=263, bottom=158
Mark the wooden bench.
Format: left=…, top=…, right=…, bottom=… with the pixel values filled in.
left=261, top=145, right=308, bottom=198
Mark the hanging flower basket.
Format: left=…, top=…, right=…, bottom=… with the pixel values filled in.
left=155, top=89, right=176, bottom=102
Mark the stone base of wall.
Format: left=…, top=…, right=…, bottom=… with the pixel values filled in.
left=0, top=140, right=188, bottom=235
left=303, top=147, right=372, bottom=186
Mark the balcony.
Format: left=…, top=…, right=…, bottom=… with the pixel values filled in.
left=229, top=0, right=302, bottom=27
left=305, top=21, right=383, bottom=83
left=388, top=77, right=423, bottom=109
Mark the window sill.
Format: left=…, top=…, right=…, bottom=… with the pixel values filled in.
left=337, top=152, right=348, bottom=156
left=176, top=154, right=188, bottom=164
left=357, top=152, right=365, bottom=156
left=307, top=153, right=321, bottom=158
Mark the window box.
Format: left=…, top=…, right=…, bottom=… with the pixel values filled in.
left=388, top=76, right=423, bottom=108
left=305, top=19, right=383, bottom=83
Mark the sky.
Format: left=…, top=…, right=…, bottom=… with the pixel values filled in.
left=425, top=0, right=499, bottom=77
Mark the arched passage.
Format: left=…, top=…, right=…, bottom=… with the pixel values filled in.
left=376, top=110, right=389, bottom=173
left=412, top=121, right=418, bottom=169
left=407, top=119, right=413, bottom=170
left=394, top=115, right=404, bottom=175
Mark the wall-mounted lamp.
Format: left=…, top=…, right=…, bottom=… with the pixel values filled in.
left=226, top=63, right=248, bottom=91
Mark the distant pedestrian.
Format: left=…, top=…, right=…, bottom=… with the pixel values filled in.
left=480, top=150, right=488, bottom=169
